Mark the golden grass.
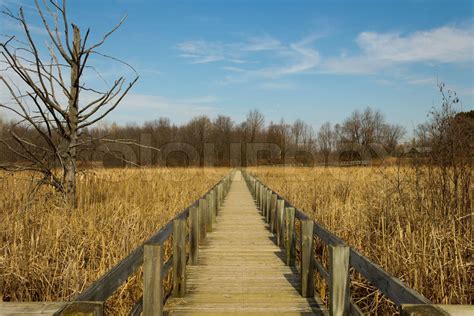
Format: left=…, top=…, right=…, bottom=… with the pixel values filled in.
left=249, top=166, right=472, bottom=314
left=0, top=168, right=228, bottom=314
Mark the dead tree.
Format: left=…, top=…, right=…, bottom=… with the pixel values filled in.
left=0, top=0, right=138, bottom=207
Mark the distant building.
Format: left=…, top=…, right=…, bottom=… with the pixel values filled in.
left=403, top=146, right=432, bottom=156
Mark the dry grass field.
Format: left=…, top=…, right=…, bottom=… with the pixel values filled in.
left=250, top=166, right=472, bottom=314
left=0, top=168, right=228, bottom=314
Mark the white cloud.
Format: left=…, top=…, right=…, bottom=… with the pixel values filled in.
left=357, top=26, right=473, bottom=63
left=321, top=25, right=474, bottom=75
left=259, top=82, right=296, bottom=90
left=110, top=93, right=219, bottom=124
left=406, top=77, right=437, bottom=86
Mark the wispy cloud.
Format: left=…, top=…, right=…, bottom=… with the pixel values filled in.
left=177, top=40, right=246, bottom=64
left=177, top=35, right=320, bottom=78
left=242, top=36, right=283, bottom=51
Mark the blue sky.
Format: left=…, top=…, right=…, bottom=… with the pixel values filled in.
left=0, top=0, right=473, bottom=131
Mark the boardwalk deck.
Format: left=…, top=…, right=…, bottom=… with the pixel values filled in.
left=164, top=171, right=326, bottom=315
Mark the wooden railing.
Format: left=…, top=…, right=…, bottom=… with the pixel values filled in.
left=241, top=170, right=436, bottom=316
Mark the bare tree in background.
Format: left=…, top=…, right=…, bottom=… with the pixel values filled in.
left=213, top=115, right=234, bottom=165
left=317, top=122, right=333, bottom=167
left=291, top=119, right=305, bottom=147
left=0, top=0, right=138, bottom=206
left=243, top=109, right=264, bottom=143
left=382, top=123, right=405, bottom=153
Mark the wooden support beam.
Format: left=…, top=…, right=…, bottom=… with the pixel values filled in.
left=189, top=206, right=199, bottom=265
left=210, top=190, right=217, bottom=222
left=256, top=183, right=260, bottom=207
left=329, top=245, right=350, bottom=316
left=270, top=194, right=277, bottom=233
left=263, top=188, right=268, bottom=219
left=173, top=219, right=186, bottom=297
left=0, top=302, right=104, bottom=316
left=218, top=183, right=223, bottom=206
left=400, top=304, right=473, bottom=316
left=206, top=193, right=213, bottom=232
left=276, top=199, right=285, bottom=246
left=285, top=207, right=296, bottom=266
left=199, top=199, right=207, bottom=245
left=301, top=220, right=314, bottom=298
left=143, top=243, right=163, bottom=316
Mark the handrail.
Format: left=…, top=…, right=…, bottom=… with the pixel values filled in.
left=242, top=170, right=431, bottom=314
left=74, top=170, right=235, bottom=313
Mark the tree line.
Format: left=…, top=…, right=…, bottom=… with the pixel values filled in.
left=0, top=106, right=410, bottom=167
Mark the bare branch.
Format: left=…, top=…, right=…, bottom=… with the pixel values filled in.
left=85, top=15, right=127, bottom=52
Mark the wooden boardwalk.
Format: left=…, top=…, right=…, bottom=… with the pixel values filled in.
left=164, top=171, right=326, bottom=315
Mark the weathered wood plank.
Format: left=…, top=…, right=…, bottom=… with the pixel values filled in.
left=350, top=248, right=430, bottom=305
left=401, top=304, right=474, bottom=316
left=0, top=302, right=103, bottom=316
left=301, top=219, right=314, bottom=298
left=189, top=206, right=199, bottom=265
left=173, top=219, right=186, bottom=297
left=329, top=245, right=350, bottom=316
left=206, top=193, right=213, bottom=232
left=199, top=198, right=207, bottom=245
left=276, top=199, right=285, bottom=246
left=285, top=207, right=296, bottom=266
left=144, top=243, right=163, bottom=316
left=270, top=193, right=277, bottom=233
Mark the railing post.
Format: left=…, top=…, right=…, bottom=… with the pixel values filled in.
left=218, top=183, right=223, bottom=206
left=213, top=187, right=219, bottom=217
left=206, top=193, right=213, bottom=232
left=210, top=190, right=217, bottom=222
left=189, top=206, right=199, bottom=265
left=173, top=219, right=186, bottom=297
left=285, top=207, right=296, bottom=266
left=143, top=243, right=163, bottom=316
left=276, top=199, right=284, bottom=246
left=270, top=194, right=277, bottom=233
left=199, top=199, right=207, bottom=245
left=329, top=245, right=350, bottom=316
left=256, top=182, right=260, bottom=207
left=266, top=189, right=271, bottom=223
left=301, top=220, right=314, bottom=297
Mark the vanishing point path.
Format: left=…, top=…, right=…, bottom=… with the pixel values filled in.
left=164, top=171, right=326, bottom=315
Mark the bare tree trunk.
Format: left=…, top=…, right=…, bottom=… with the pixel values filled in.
left=64, top=26, right=81, bottom=207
